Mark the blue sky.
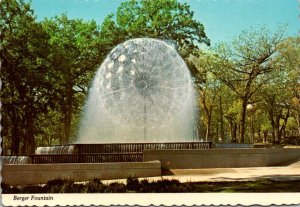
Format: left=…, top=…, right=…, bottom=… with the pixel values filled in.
left=30, top=0, right=299, bottom=45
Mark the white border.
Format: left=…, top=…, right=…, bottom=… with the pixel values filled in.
left=2, top=193, right=300, bottom=206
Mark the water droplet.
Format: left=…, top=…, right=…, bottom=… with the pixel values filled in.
left=118, top=54, right=126, bottom=62
left=106, top=72, right=112, bottom=79
left=117, top=66, right=124, bottom=73
left=131, top=59, right=136, bottom=64
left=108, top=62, right=114, bottom=69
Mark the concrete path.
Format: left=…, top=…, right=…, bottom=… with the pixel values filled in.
left=102, top=158, right=300, bottom=184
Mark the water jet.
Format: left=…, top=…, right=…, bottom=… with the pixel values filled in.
left=77, top=38, right=198, bottom=143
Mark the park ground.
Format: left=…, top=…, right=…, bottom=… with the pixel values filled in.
left=3, top=158, right=300, bottom=193
left=103, top=158, right=300, bottom=184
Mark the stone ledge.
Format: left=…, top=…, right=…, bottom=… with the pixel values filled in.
left=143, top=149, right=300, bottom=169
left=2, top=161, right=161, bottom=185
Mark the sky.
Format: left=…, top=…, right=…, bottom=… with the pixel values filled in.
left=30, top=0, right=299, bottom=45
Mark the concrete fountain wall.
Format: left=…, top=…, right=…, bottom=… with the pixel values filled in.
left=2, top=161, right=161, bottom=185
left=143, top=148, right=300, bottom=169
left=2, top=148, right=300, bottom=185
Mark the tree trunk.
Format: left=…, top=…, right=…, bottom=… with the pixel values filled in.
left=63, top=105, right=72, bottom=144
left=219, top=95, right=225, bottom=141
left=271, top=119, right=276, bottom=143
left=279, top=108, right=290, bottom=143
left=266, top=95, right=276, bottom=143
left=269, top=108, right=276, bottom=143
left=275, top=115, right=281, bottom=143
left=263, top=130, right=268, bottom=143
left=201, top=90, right=214, bottom=142
left=296, top=112, right=300, bottom=138
left=63, top=84, right=73, bottom=144
left=240, top=98, right=248, bottom=143
left=10, top=109, right=20, bottom=155
left=250, top=114, right=255, bottom=143
left=205, top=115, right=211, bottom=142
left=257, top=127, right=261, bottom=142
left=232, top=122, right=237, bottom=142
left=24, top=108, right=35, bottom=155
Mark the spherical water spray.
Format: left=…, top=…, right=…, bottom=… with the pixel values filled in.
left=77, top=38, right=198, bottom=143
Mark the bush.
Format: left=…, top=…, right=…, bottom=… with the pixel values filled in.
left=126, top=176, right=140, bottom=192
left=59, top=180, right=84, bottom=193
left=6, top=178, right=299, bottom=193
left=155, top=179, right=181, bottom=192
left=20, top=185, right=45, bottom=193
left=44, top=179, right=65, bottom=193
left=84, top=178, right=106, bottom=193
left=106, top=182, right=126, bottom=193
left=1, top=183, right=21, bottom=194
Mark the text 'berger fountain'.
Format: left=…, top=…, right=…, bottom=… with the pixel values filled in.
left=77, top=38, right=198, bottom=143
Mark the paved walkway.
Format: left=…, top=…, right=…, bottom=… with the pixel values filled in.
left=102, top=158, right=300, bottom=184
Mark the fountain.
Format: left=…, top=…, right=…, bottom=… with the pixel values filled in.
left=3, top=38, right=214, bottom=165
left=7, top=38, right=294, bottom=187
left=77, top=38, right=198, bottom=143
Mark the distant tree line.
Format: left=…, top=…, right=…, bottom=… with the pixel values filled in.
left=1, top=0, right=299, bottom=155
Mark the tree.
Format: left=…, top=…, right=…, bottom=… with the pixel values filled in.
left=277, top=36, right=300, bottom=140
left=260, top=71, right=293, bottom=143
left=1, top=0, right=53, bottom=154
left=210, top=27, right=286, bottom=143
left=41, top=15, right=103, bottom=144
left=100, top=0, right=210, bottom=76
left=189, top=52, right=222, bottom=141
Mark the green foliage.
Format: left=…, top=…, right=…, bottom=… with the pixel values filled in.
left=126, top=176, right=141, bottom=192
left=116, top=0, right=209, bottom=47
left=106, top=182, right=127, bottom=193
left=41, top=14, right=103, bottom=144
left=59, top=181, right=85, bottom=193
left=100, top=0, right=210, bottom=67
left=85, top=178, right=106, bottom=193
left=1, top=0, right=53, bottom=154
left=1, top=0, right=211, bottom=154
left=44, top=179, right=65, bottom=193
left=193, top=27, right=299, bottom=143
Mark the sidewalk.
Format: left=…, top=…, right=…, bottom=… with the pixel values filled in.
left=102, top=158, right=300, bottom=184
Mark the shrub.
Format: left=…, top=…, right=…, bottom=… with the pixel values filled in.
left=84, top=178, right=106, bottom=193
left=139, top=179, right=152, bottom=192
left=126, top=176, right=140, bottom=192
left=58, top=180, right=84, bottom=193
left=1, top=183, right=21, bottom=194
left=106, top=182, right=126, bottom=193
left=20, top=185, right=45, bottom=193
left=44, top=179, right=65, bottom=193
left=155, top=179, right=181, bottom=192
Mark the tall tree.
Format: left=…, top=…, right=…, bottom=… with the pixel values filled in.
left=278, top=36, right=300, bottom=139
left=189, top=52, right=221, bottom=141
left=1, top=0, right=52, bottom=154
left=100, top=0, right=210, bottom=76
left=210, top=27, right=286, bottom=143
left=41, top=15, right=102, bottom=144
